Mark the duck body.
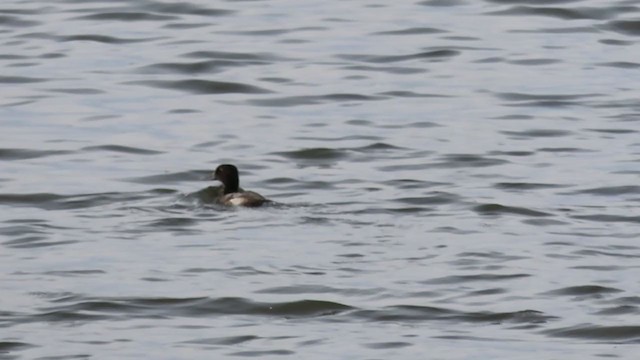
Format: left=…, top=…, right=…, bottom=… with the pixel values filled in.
left=217, top=191, right=267, bottom=207
left=213, top=164, right=269, bottom=207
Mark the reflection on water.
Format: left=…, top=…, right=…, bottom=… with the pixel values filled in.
left=2, top=0, right=640, bottom=358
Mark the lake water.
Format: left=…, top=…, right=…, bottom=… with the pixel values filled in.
left=1, top=0, right=640, bottom=358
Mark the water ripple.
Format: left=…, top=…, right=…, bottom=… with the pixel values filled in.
left=544, top=325, right=640, bottom=342
left=0, top=190, right=169, bottom=210
left=352, top=306, right=553, bottom=324
left=0, top=76, right=48, bottom=84
left=28, top=296, right=354, bottom=321
left=182, top=50, right=290, bottom=62
left=0, top=341, right=34, bottom=353
left=0, top=14, right=40, bottom=27
left=60, top=34, right=158, bottom=43
left=487, top=6, right=621, bottom=20
left=495, top=92, right=599, bottom=107
left=423, top=273, right=531, bottom=285
left=0, top=148, right=72, bottom=160
left=129, top=79, right=272, bottom=94
left=474, top=204, right=552, bottom=217
left=82, top=145, right=164, bottom=155
left=501, top=129, right=573, bottom=138
left=137, top=59, right=263, bottom=74
left=371, top=27, right=447, bottom=35
left=543, top=285, right=623, bottom=296
left=273, top=148, right=349, bottom=160
left=72, top=12, right=179, bottom=22
left=248, top=93, right=384, bottom=107
left=608, top=20, right=640, bottom=36
left=572, top=214, right=640, bottom=224
left=571, top=185, right=640, bottom=196
left=337, top=49, right=460, bottom=63
left=494, top=182, right=568, bottom=191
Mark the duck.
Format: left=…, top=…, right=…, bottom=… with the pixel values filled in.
left=212, top=164, right=268, bottom=207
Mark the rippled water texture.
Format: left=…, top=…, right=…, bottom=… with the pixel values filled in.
left=2, top=0, right=640, bottom=358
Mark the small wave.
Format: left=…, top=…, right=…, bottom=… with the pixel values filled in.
left=371, top=27, right=447, bottom=35
left=3, top=236, right=77, bottom=249
left=0, top=189, right=171, bottom=210
left=182, top=266, right=272, bottom=276
left=248, top=93, right=384, bottom=107
left=543, top=285, right=623, bottom=296
left=82, top=145, right=163, bottom=155
left=141, top=2, right=233, bottom=17
left=379, top=154, right=508, bottom=171
left=0, top=148, right=71, bottom=160
left=436, top=154, right=509, bottom=168
left=595, top=305, right=639, bottom=316
left=30, top=296, right=353, bottom=321
left=515, top=26, right=599, bottom=34
left=423, top=273, right=531, bottom=285
left=73, top=12, right=178, bottom=22
left=273, top=147, right=349, bottom=160
left=596, top=61, right=640, bottom=69
left=494, top=182, right=567, bottom=190
left=218, top=26, right=326, bottom=36
left=607, top=20, right=640, bottom=36
left=337, top=49, right=459, bottom=63
left=495, top=91, right=598, bottom=107
left=354, top=142, right=406, bottom=150
left=255, top=284, right=383, bottom=297
left=230, top=349, right=295, bottom=356
left=352, top=305, right=552, bottom=324
left=124, top=170, right=208, bottom=184
left=290, top=135, right=384, bottom=142
left=136, top=59, right=261, bottom=75
left=394, top=192, right=460, bottom=205
left=129, top=79, right=272, bottom=95
left=363, top=341, right=412, bottom=349
left=573, top=249, right=640, bottom=259
left=377, top=90, right=451, bottom=98
left=544, top=325, right=640, bottom=342
left=181, top=50, right=289, bottom=62
left=501, top=129, right=573, bottom=138
left=47, top=88, right=105, bottom=95
left=419, top=0, right=467, bottom=6
left=587, top=128, right=637, bottom=134
left=474, top=203, right=552, bottom=217
left=0, top=14, right=40, bottom=27
left=342, top=65, right=427, bottom=74
left=538, top=147, right=592, bottom=153
left=0, top=341, right=35, bottom=352
left=487, top=6, right=609, bottom=20
left=182, top=335, right=259, bottom=345
left=507, top=58, right=561, bottom=66
left=496, top=92, right=597, bottom=101
left=572, top=214, right=640, bottom=224
left=0, top=75, right=48, bottom=84
left=44, top=270, right=106, bottom=276
left=59, top=34, right=158, bottom=44
left=263, top=178, right=334, bottom=190
left=384, top=179, right=449, bottom=190
left=352, top=304, right=454, bottom=322
left=570, top=185, right=640, bottom=196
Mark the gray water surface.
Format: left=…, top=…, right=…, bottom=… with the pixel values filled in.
left=2, top=0, right=640, bottom=358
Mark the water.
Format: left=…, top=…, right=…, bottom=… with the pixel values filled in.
left=1, top=0, right=640, bottom=358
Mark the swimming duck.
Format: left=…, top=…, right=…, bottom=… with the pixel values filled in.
left=212, top=164, right=268, bottom=207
